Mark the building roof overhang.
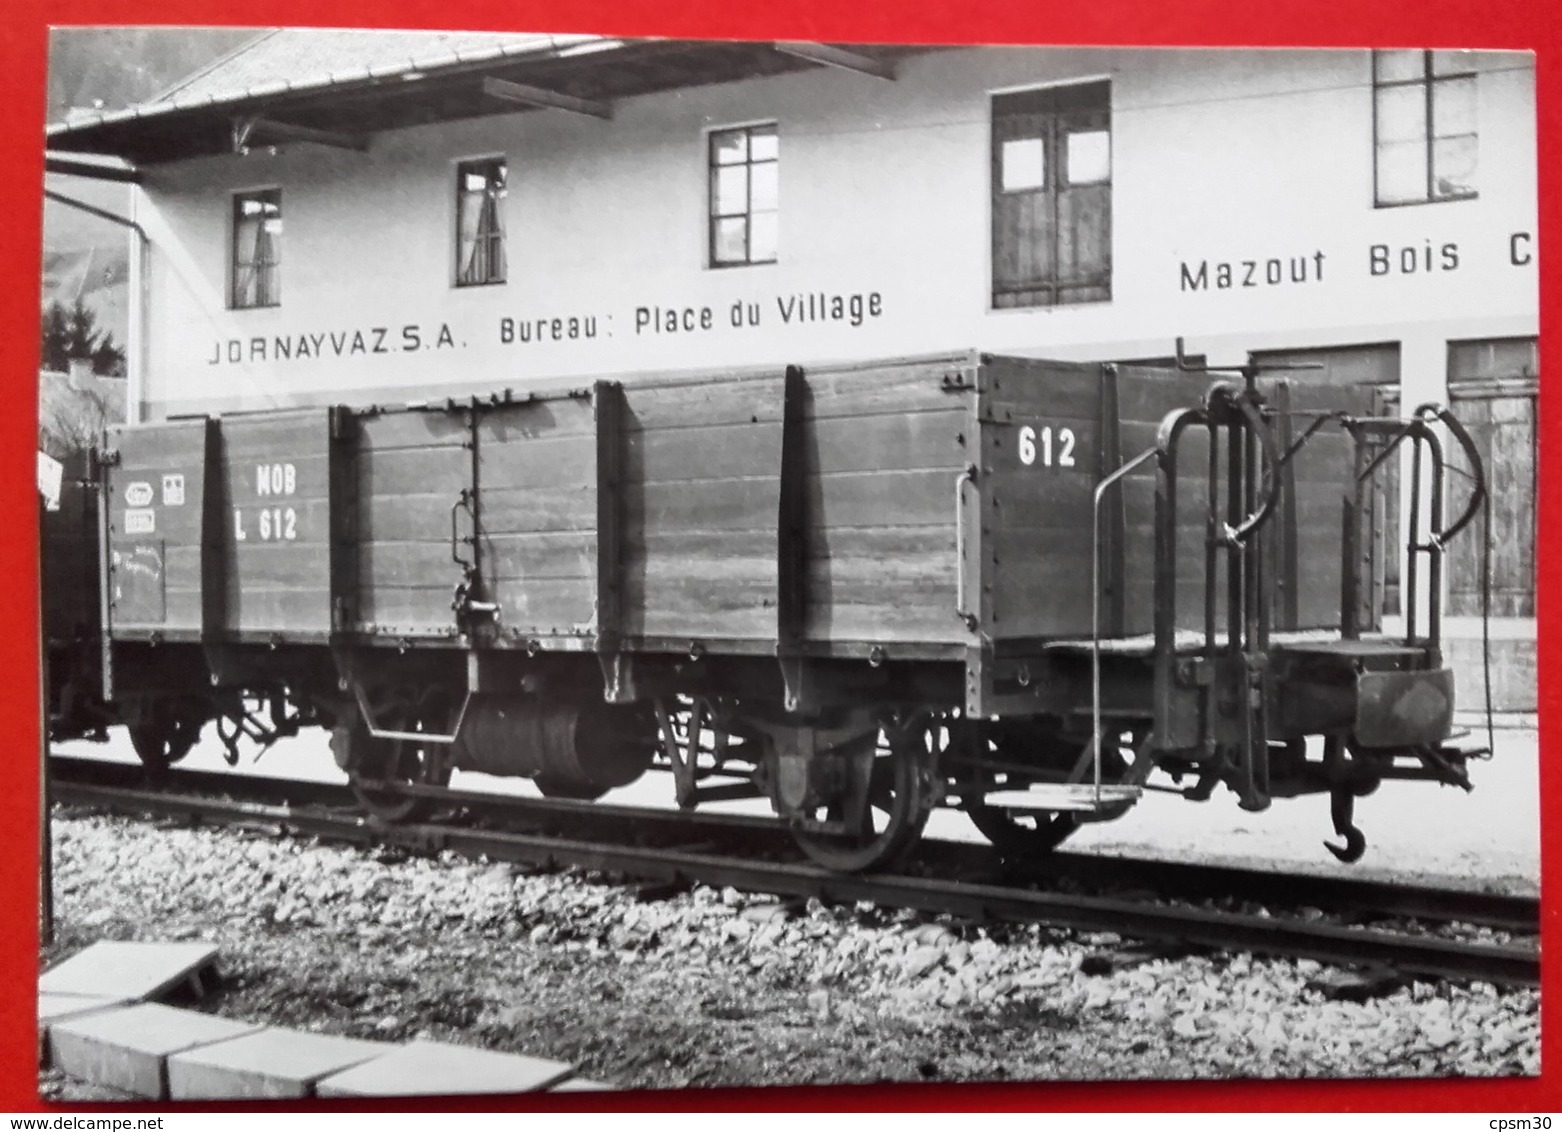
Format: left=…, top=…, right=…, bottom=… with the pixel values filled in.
left=45, top=33, right=924, bottom=166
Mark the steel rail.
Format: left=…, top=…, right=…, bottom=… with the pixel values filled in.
left=48, top=756, right=1538, bottom=932
left=50, top=768, right=1538, bottom=988
left=917, top=841, right=1540, bottom=935
left=47, top=757, right=785, bottom=831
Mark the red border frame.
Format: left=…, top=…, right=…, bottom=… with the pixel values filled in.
left=4, top=0, right=1554, bottom=1112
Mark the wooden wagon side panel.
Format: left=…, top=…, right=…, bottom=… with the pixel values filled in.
left=798, top=357, right=970, bottom=646
left=215, top=409, right=334, bottom=638
left=978, top=358, right=1103, bottom=642
left=103, top=418, right=210, bottom=638
left=476, top=395, right=599, bottom=639
left=350, top=409, right=469, bottom=638
left=1111, top=368, right=1225, bottom=639
left=619, top=374, right=786, bottom=644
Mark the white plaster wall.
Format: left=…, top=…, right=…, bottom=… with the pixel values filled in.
left=133, top=45, right=1538, bottom=417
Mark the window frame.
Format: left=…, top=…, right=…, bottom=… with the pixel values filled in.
left=229, top=187, right=282, bottom=311
left=707, top=122, right=779, bottom=269
left=454, top=155, right=509, bottom=288
left=1371, top=49, right=1479, bottom=208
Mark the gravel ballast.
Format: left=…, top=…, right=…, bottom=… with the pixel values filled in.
left=39, top=808, right=1539, bottom=1097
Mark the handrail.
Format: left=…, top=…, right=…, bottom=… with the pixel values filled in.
left=1327, top=412, right=1452, bottom=647
left=1223, top=393, right=1283, bottom=544
left=1144, top=390, right=1284, bottom=756
left=450, top=490, right=472, bottom=569
left=1091, top=391, right=1481, bottom=775
left=954, top=464, right=978, bottom=630
left=1414, top=403, right=1487, bottom=548
left=1274, top=401, right=1483, bottom=647
left=1151, top=406, right=1208, bottom=751
left=1355, top=417, right=1428, bottom=483
left=1273, top=410, right=1354, bottom=469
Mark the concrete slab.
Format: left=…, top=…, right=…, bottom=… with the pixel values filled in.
left=38, top=993, right=127, bottom=1025
left=549, top=1077, right=617, bottom=1091
left=37, top=995, right=128, bottom=1067
left=168, top=1028, right=390, bottom=1100
left=315, top=1038, right=575, bottom=1098
left=49, top=1002, right=264, bottom=1099
left=40, top=941, right=219, bottom=1002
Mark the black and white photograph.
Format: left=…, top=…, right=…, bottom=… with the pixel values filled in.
left=35, top=26, right=1539, bottom=1102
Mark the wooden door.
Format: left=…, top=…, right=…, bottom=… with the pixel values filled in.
left=1446, top=338, right=1537, bottom=618
left=349, top=409, right=472, bottom=639
left=475, top=394, right=601, bottom=641
left=991, top=81, right=1111, bottom=308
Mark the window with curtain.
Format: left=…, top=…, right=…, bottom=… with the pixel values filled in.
left=456, top=158, right=507, bottom=286
left=231, top=189, right=281, bottom=309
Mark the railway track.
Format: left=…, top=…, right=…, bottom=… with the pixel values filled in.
left=47, top=756, right=1540, bottom=988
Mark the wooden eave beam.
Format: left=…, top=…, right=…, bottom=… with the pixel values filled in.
left=772, top=42, right=897, bottom=81
left=481, top=76, right=613, bottom=120
left=234, top=114, right=370, bottom=152
left=44, top=155, right=141, bottom=183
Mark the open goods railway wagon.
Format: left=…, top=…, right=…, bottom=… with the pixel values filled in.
left=43, top=349, right=1488, bottom=871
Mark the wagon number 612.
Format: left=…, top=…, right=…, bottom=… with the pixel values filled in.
left=1018, top=425, right=1076, bottom=468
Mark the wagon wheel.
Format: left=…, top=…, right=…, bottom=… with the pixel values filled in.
left=790, top=717, right=937, bottom=873
left=342, top=686, right=454, bottom=822
left=967, top=803, right=1083, bottom=856
left=533, top=776, right=607, bottom=802
left=965, top=729, right=1136, bottom=859
left=128, top=697, right=208, bottom=776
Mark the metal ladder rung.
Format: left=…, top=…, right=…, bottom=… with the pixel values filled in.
left=980, top=784, right=1143, bottom=813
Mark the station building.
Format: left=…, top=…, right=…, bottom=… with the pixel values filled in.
left=43, top=29, right=1539, bottom=708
